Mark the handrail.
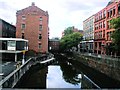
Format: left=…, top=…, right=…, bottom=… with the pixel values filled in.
left=83, top=75, right=101, bottom=89
left=0, top=57, right=33, bottom=87
left=0, top=53, right=55, bottom=88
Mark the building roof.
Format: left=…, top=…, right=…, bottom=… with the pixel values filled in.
left=106, top=0, right=120, bottom=6
left=0, top=38, right=28, bottom=42
left=107, top=0, right=114, bottom=6
left=16, top=2, right=48, bottom=16
left=0, top=18, right=16, bottom=28
left=49, top=38, right=60, bottom=41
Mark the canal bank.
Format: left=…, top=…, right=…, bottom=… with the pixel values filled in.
left=14, top=53, right=120, bottom=89
left=64, top=52, right=120, bottom=82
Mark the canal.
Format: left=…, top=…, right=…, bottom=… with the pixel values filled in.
left=14, top=54, right=120, bottom=89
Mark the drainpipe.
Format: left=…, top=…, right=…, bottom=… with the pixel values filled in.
left=15, top=53, right=17, bottom=62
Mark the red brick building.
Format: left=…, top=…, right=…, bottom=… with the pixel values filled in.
left=94, top=0, right=120, bottom=55
left=16, top=2, right=49, bottom=53
left=49, top=37, right=60, bottom=51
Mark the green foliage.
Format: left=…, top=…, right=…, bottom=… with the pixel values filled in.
left=110, top=17, right=120, bottom=29
left=60, top=32, right=83, bottom=51
left=26, top=50, right=36, bottom=58
left=111, top=30, right=120, bottom=51
left=64, top=27, right=74, bottom=36
left=110, top=17, right=120, bottom=55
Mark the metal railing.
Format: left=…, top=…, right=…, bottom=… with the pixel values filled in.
left=83, top=75, right=101, bottom=89
left=0, top=57, right=34, bottom=88
left=0, top=53, right=55, bottom=89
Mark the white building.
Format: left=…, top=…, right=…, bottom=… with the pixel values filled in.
left=0, top=38, right=28, bottom=62
left=80, top=15, right=95, bottom=53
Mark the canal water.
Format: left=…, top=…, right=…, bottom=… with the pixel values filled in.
left=14, top=54, right=120, bottom=89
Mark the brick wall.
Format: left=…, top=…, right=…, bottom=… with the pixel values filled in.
left=16, top=3, right=48, bottom=53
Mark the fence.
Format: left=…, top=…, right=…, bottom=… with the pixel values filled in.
left=0, top=53, right=55, bottom=89
left=0, top=57, right=34, bottom=88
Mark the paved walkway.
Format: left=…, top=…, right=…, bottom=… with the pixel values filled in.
left=77, top=52, right=120, bottom=61
left=0, top=61, right=16, bottom=79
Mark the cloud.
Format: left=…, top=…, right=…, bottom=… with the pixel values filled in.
left=0, top=0, right=109, bottom=38
left=47, top=66, right=80, bottom=88
left=62, top=1, right=92, bottom=12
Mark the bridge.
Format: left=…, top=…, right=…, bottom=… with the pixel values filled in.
left=0, top=54, right=55, bottom=89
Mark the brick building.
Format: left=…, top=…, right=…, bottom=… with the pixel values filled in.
left=0, top=19, right=16, bottom=38
left=49, top=37, right=60, bottom=52
left=94, top=0, right=120, bottom=55
left=16, top=2, right=49, bottom=53
left=0, top=19, right=28, bottom=61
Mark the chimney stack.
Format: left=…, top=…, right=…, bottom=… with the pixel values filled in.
left=32, top=2, right=35, bottom=6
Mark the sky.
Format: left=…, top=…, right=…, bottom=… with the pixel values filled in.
left=47, top=66, right=80, bottom=88
left=0, top=0, right=109, bottom=38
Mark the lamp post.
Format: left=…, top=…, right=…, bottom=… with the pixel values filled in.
left=22, top=50, right=26, bottom=65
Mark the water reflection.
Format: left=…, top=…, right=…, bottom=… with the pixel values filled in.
left=47, top=66, right=80, bottom=88
left=15, top=54, right=100, bottom=89
left=54, top=54, right=100, bottom=89
left=14, top=64, right=48, bottom=89
left=59, top=61, right=80, bottom=85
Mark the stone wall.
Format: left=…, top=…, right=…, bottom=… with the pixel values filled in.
left=74, top=53, right=120, bottom=82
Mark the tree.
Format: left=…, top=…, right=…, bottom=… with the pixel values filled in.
left=60, top=32, right=83, bottom=52
left=110, top=17, right=120, bottom=55
left=64, top=27, right=74, bottom=36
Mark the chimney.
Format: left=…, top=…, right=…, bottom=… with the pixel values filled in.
left=32, top=2, right=35, bottom=6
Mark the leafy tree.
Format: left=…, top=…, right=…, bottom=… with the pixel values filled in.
left=110, top=17, right=120, bottom=55
left=110, top=17, right=120, bottom=29
left=64, top=27, right=74, bottom=36
left=60, top=32, right=83, bottom=52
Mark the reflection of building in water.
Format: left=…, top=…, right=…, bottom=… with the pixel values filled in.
left=14, top=65, right=48, bottom=89
left=38, top=67, right=48, bottom=89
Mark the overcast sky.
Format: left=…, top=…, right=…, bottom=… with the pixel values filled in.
left=0, top=0, right=109, bottom=38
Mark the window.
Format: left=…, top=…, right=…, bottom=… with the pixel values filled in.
left=113, top=8, right=115, bottom=16
left=22, top=33, right=24, bottom=39
left=103, top=30, right=105, bottom=38
left=21, top=24, right=25, bottom=29
left=110, top=9, right=112, bottom=17
left=108, top=11, right=110, bottom=18
left=99, top=22, right=101, bottom=29
left=101, top=22, right=102, bottom=28
left=103, top=10, right=106, bottom=18
left=22, top=15, right=26, bottom=20
left=39, top=25, right=43, bottom=31
left=40, top=17, right=43, bottom=24
left=118, top=4, right=120, bottom=14
left=39, top=43, right=42, bottom=48
left=39, top=34, right=42, bottom=39
left=40, top=17, right=43, bottom=21
left=101, top=12, right=102, bottom=19
left=103, top=21, right=106, bottom=28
